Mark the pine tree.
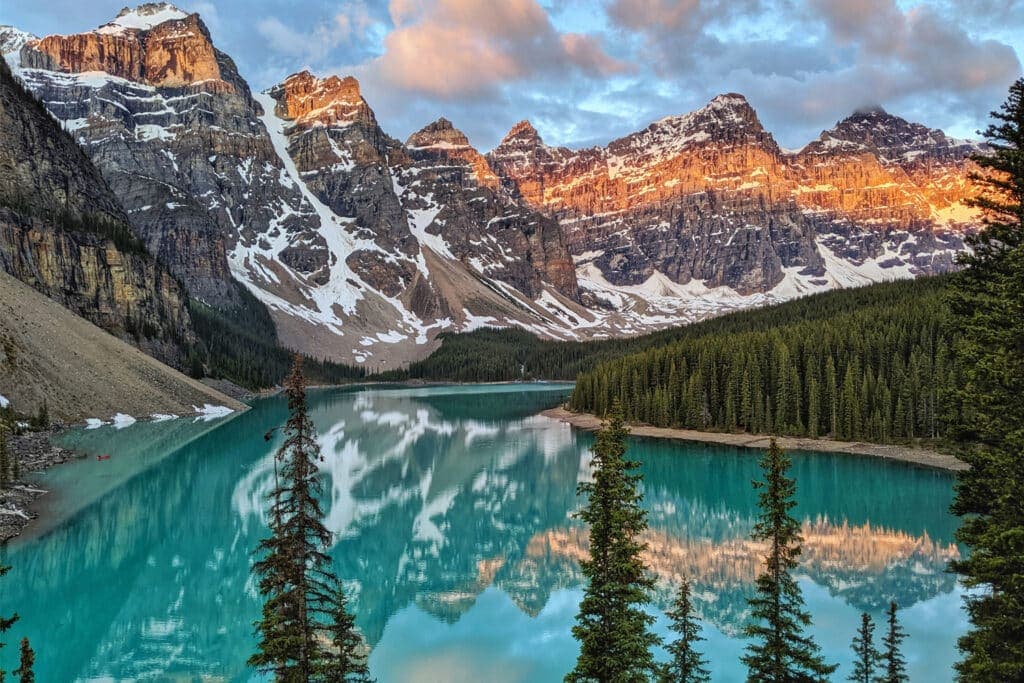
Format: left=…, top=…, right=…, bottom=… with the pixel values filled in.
left=848, top=612, right=879, bottom=683
left=249, top=355, right=343, bottom=680
left=877, top=602, right=907, bottom=683
left=661, top=578, right=710, bottom=683
left=567, top=408, right=659, bottom=682
left=13, top=638, right=33, bottom=683
left=318, top=578, right=372, bottom=682
left=0, top=564, right=18, bottom=682
left=947, top=78, right=1024, bottom=681
left=742, top=439, right=836, bottom=682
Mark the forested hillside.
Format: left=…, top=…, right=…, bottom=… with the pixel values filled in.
left=386, top=276, right=953, bottom=394
left=569, top=277, right=957, bottom=443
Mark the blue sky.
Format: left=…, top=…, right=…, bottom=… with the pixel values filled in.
left=3, top=0, right=1022, bottom=150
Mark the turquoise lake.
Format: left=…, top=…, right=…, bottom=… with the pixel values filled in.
left=0, top=383, right=965, bottom=681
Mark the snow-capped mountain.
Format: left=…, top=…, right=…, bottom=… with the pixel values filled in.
left=2, top=4, right=987, bottom=368
left=488, top=93, right=979, bottom=302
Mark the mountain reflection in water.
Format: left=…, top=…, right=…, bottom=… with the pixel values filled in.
left=1, top=384, right=964, bottom=681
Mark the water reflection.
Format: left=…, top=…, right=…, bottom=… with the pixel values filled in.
left=0, top=384, right=963, bottom=681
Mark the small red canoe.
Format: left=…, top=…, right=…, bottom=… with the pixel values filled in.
left=96, top=454, right=111, bottom=461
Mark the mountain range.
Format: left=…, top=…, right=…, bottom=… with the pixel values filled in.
left=0, top=3, right=984, bottom=372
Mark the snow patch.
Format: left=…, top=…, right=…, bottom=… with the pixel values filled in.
left=111, top=413, right=137, bottom=429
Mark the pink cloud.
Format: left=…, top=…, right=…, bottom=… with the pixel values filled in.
left=369, top=0, right=629, bottom=98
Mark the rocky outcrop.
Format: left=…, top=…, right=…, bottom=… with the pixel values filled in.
left=0, top=57, right=192, bottom=365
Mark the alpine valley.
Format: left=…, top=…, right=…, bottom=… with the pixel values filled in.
left=0, top=3, right=985, bottom=371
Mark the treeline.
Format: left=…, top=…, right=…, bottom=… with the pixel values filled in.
left=569, top=276, right=957, bottom=444
left=381, top=275, right=955, bottom=387
left=188, top=287, right=365, bottom=388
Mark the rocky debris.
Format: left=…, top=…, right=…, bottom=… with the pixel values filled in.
left=0, top=426, right=78, bottom=542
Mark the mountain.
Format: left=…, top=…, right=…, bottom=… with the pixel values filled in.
left=0, top=56, right=192, bottom=367
left=488, top=94, right=979, bottom=304
left=4, top=4, right=986, bottom=368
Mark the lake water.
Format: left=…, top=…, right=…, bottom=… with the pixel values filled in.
left=0, top=384, right=965, bottom=681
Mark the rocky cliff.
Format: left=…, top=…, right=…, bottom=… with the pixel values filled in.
left=0, top=57, right=191, bottom=365
left=12, top=3, right=287, bottom=308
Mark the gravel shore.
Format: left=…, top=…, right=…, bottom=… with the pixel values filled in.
left=542, top=406, right=968, bottom=472
left=0, top=426, right=80, bottom=542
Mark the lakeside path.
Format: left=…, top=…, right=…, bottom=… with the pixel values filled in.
left=542, top=406, right=968, bottom=472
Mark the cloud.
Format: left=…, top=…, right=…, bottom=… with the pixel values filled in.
left=256, top=3, right=378, bottom=64
left=365, top=0, right=629, bottom=99
left=1, top=0, right=1020, bottom=150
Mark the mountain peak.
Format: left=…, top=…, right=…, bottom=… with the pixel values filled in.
left=269, top=71, right=372, bottom=128
left=708, top=92, right=749, bottom=107
left=17, top=4, right=226, bottom=89
left=98, top=3, right=191, bottom=34
left=803, top=106, right=982, bottom=163
left=496, top=120, right=545, bottom=151
left=407, top=118, right=472, bottom=149
left=0, top=25, right=36, bottom=55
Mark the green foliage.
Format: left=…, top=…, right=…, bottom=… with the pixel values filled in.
left=28, top=402, right=47, bottom=431
left=319, top=579, right=373, bottom=682
left=13, top=638, right=33, bottom=683
left=848, top=612, right=879, bottom=683
left=0, top=564, right=19, bottom=682
left=189, top=287, right=365, bottom=389
left=947, top=77, right=1024, bottom=682
left=878, top=602, right=908, bottom=683
left=249, top=357, right=371, bottom=681
left=742, top=439, right=836, bottom=682
left=661, top=578, right=710, bottom=683
left=567, top=409, right=659, bottom=682
left=569, top=276, right=956, bottom=445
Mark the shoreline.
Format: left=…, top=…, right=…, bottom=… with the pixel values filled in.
left=542, top=406, right=968, bottom=472
left=1, top=425, right=80, bottom=542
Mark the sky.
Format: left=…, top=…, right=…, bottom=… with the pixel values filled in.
left=2, top=0, right=1022, bottom=151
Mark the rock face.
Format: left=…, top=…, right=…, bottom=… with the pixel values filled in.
left=0, top=58, right=192, bottom=366
left=12, top=3, right=289, bottom=308
left=488, top=95, right=979, bottom=296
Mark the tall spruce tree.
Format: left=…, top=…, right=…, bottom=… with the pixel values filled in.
left=661, top=578, right=710, bottom=683
left=13, top=638, right=33, bottom=683
left=947, top=77, right=1024, bottom=681
left=877, top=602, right=907, bottom=683
left=249, top=356, right=370, bottom=681
left=848, top=612, right=879, bottom=683
left=0, top=564, right=17, bottom=682
left=742, top=439, right=836, bottom=682
left=567, top=409, right=659, bottom=682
